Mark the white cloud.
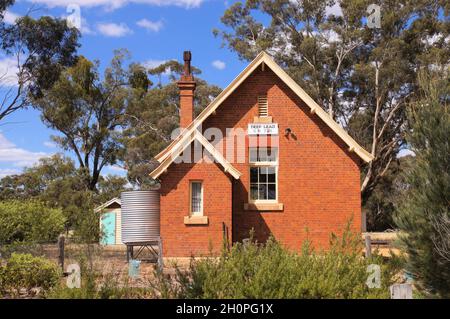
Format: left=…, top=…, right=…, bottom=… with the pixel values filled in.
left=3, top=11, right=21, bottom=24
left=43, top=141, right=57, bottom=148
left=0, top=168, right=21, bottom=178
left=143, top=59, right=174, bottom=76
left=142, top=59, right=167, bottom=69
left=97, top=22, right=133, bottom=37
left=212, top=60, right=226, bottom=70
left=104, top=165, right=127, bottom=177
left=0, top=57, right=19, bottom=87
left=0, top=133, right=48, bottom=168
left=80, top=18, right=95, bottom=35
left=142, top=59, right=175, bottom=75
left=136, top=18, right=164, bottom=32
left=105, top=165, right=127, bottom=172
left=27, top=0, right=203, bottom=10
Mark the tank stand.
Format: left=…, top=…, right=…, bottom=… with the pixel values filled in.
left=126, top=237, right=163, bottom=270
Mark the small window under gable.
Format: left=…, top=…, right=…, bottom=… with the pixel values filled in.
left=257, top=95, right=268, bottom=117
left=190, top=181, right=203, bottom=216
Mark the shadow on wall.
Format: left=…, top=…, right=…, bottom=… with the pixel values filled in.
left=232, top=178, right=273, bottom=244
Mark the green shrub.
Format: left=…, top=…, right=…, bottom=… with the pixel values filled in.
left=0, top=200, right=65, bottom=243
left=0, top=253, right=61, bottom=296
left=152, top=229, right=400, bottom=299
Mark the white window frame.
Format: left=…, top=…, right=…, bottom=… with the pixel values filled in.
left=189, top=180, right=203, bottom=216
left=248, top=147, right=278, bottom=204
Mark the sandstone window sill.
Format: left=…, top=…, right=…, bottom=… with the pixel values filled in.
left=244, top=203, right=284, bottom=211
left=184, top=216, right=209, bottom=225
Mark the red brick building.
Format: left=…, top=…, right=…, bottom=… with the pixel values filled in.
left=150, top=52, right=373, bottom=257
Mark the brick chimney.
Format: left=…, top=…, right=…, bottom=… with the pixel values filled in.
left=178, top=51, right=196, bottom=129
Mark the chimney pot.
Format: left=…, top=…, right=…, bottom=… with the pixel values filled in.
left=178, top=51, right=196, bottom=129
left=183, top=51, right=192, bottom=76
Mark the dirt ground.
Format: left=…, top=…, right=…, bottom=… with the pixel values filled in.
left=26, top=243, right=194, bottom=288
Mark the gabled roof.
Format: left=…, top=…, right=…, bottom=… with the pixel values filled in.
left=94, top=197, right=121, bottom=212
left=153, top=52, right=373, bottom=166
left=149, top=130, right=242, bottom=180
left=151, top=52, right=373, bottom=179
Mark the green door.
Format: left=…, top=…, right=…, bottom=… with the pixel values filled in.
left=101, top=211, right=116, bottom=245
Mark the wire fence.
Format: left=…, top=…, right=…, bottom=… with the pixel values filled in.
left=0, top=238, right=163, bottom=284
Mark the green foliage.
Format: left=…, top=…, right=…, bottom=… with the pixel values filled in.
left=0, top=3, right=79, bottom=122
left=395, top=70, right=450, bottom=298
left=0, top=154, right=129, bottom=239
left=0, top=253, right=60, bottom=296
left=363, top=156, right=413, bottom=231
left=71, top=205, right=101, bottom=244
left=31, top=51, right=129, bottom=191
left=152, top=230, right=400, bottom=299
left=96, top=174, right=130, bottom=203
left=0, top=200, right=65, bottom=243
left=0, top=154, right=78, bottom=201
left=49, top=272, right=153, bottom=299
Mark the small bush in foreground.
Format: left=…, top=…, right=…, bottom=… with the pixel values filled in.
left=0, top=253, right=60, bottom=297
left=152, top=229, right=400, bottom=299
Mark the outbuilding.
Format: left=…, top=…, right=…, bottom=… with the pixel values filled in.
left=149, top=51, right=373, bottom=257
left=95, top=198, right=123, bottom=246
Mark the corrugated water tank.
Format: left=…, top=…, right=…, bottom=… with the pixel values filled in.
left=121, top=190, right=160, bottom=244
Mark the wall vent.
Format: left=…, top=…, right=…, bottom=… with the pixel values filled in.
left=258, top=96, right=268, bottom=117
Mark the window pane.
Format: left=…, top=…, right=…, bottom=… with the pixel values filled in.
left=266, top=148, right=277, bottom=162
left=267, top=167, right=276, bottom=183
left=249, top=147, right=278, bottom=162
left=259, top=167, right=267, bottom=182
left=250, top=184, right=259, bottom=200
left=250, top=167, right=258, bottom=183
left=258, top=147, right=277, bottom=162
left=249, top=147, right=277, bottom=202
left=191, top=182, right=202, bottom=214
left=259, top=184, right=268, bottom=200
left=268, top=184, right=276, bottom=200
left=249, top=148, right=258, bottom=162
left=258, top=148, right=268, bottom=162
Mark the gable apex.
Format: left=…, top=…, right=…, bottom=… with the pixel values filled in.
left=153, top=51, right=373, bottom=169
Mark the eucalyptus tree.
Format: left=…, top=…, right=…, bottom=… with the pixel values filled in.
left=31, top=51, right=131, bottom=190
left=0, top=0, right=79, bottom=122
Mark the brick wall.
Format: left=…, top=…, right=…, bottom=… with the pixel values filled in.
left=160, top=66, right=362, bottom=256
left=159, top=158, right=232, bottom=257
left=204, top=67, right=362, bottom=251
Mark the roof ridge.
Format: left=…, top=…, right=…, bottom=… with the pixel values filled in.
left=150, top=51, right=373, bottom=179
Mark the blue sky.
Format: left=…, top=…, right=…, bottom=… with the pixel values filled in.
left=0, top=0, right=250, bottom=177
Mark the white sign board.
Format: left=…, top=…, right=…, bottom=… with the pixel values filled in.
left=248, top=123, right=278, bottom=135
